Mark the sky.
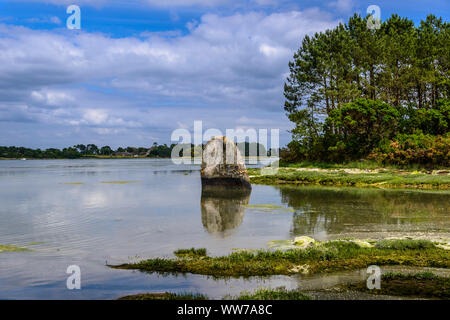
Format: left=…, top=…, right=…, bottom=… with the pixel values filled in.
left=0, top=0, right=448, bottom=149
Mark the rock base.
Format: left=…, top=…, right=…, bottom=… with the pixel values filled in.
left=201, top=177, right=251, bottom=191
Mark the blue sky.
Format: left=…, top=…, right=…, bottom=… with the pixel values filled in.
left=0, top=0, right=448, bottom=149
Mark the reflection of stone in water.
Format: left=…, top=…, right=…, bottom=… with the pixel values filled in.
left=201, top=190, right=250, bottom=236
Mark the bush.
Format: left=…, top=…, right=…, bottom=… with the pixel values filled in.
left=400, top=99, right=450, bottom=135
left=323, top=99, right=401, bottom=161
left=369, top=132, right=450, bottom=167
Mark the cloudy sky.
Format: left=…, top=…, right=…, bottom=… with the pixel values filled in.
left=0, top=0, right=448, bottom=149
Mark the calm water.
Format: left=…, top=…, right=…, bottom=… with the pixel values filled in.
left=0, top=159, right=448, bottom=299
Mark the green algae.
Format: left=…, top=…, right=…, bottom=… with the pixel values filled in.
left=0, top=244, right=30, bottom=253
left=267, top=240, right=293, bottom=249
left=246, top=204, right=284, bottom=209
left=101, top=181, right=139, bottom=184
left=245, top=204, right=295, bottom=214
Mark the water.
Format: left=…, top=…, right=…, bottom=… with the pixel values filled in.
left=0, top=159, right=448, bottom=299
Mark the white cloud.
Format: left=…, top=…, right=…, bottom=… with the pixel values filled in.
left=82, top=109, right=108, bottom=125
left=50, top=16, right=62, bottom=25
left=31, top=90, right=74, bottom=107
left=20, top=0, right=234, bottom=8
left=328, top=0, right=354, bottom=13
left=0, top=9, right=339, bottom=147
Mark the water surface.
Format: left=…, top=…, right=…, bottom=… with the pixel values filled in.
left=0, top=159, right=448, bottom=299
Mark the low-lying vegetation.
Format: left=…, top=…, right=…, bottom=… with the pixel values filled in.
left=110, top=239, right=449, bottom=278
left=100, top=181, right=139, bottom=184
left=174, top=248, right=207, bottom=258
left=345, top=272, right=450, bottom=299
left=118, top=288, right=311, bottom=300
left=0, top=244, right=29, bottom=253
left=374, top=239, right=436, bottom=250
left=118, top=292, right=207, bottom=300
left=282, top=160, right=449, bottom=171
left=248, top=168, right=450, bottom=189
left=225, top=287, right=310, bottom=300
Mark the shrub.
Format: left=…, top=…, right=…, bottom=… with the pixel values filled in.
left=324, top=99, right=401, bottom=161
left=369, top=132, right=450, bottom=167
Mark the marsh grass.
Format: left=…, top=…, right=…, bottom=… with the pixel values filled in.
left=374, top=239, right=436, bottom=250
left=111, top=240, right=449, bottom=278
left=282, top=160, right=429, bottom=171
left=248, top=168, right=450, bottom=189
left=118, top=288, right=311, bottom=300
left=174, top=248, right=207, bottom=258
left=118, top=292, right=207, bottom=300
left=226, top=287, right=310, bottom=300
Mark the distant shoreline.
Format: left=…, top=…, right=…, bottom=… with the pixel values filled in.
left=0, top=156, right=273, bottom=160
left=0, top=156, right=170, bottom=160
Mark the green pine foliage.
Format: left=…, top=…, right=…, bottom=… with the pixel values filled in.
left=284, top=14, right=449, bottom=166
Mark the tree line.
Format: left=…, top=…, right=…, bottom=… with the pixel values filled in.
left=0, top=143, right=172, bottom=159
left=283, top=13, right=449, bottom=166
left=0, top=142, right=269, bottom=159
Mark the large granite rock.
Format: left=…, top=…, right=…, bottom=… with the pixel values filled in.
left=201, top=136, right=251, bottom=190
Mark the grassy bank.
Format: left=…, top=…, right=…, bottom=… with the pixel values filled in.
left=110, top=239, right=449, bottom=278
left=227, top=287, right=311, bottom=300
left=118, top=288, right=310, bottom=300
left=281, top=160, right=449, bottom=171
left=118, top=272, right=449, bottom=300
left=118, top=292, right=207, bottom=300
left=248, top=167, right=450, bottom=189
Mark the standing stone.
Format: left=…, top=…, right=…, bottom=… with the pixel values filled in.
left=201, top=136, right=251, bottom=190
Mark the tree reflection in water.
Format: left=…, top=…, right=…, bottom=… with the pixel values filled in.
left=276, top=186, right=449, bottom=238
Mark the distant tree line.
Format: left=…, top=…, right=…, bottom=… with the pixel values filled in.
left=0, top=142, right=270, bottom=159
left=0, top=143, right=172, bottom=159
left=283, top=14, right=449, bottom=166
